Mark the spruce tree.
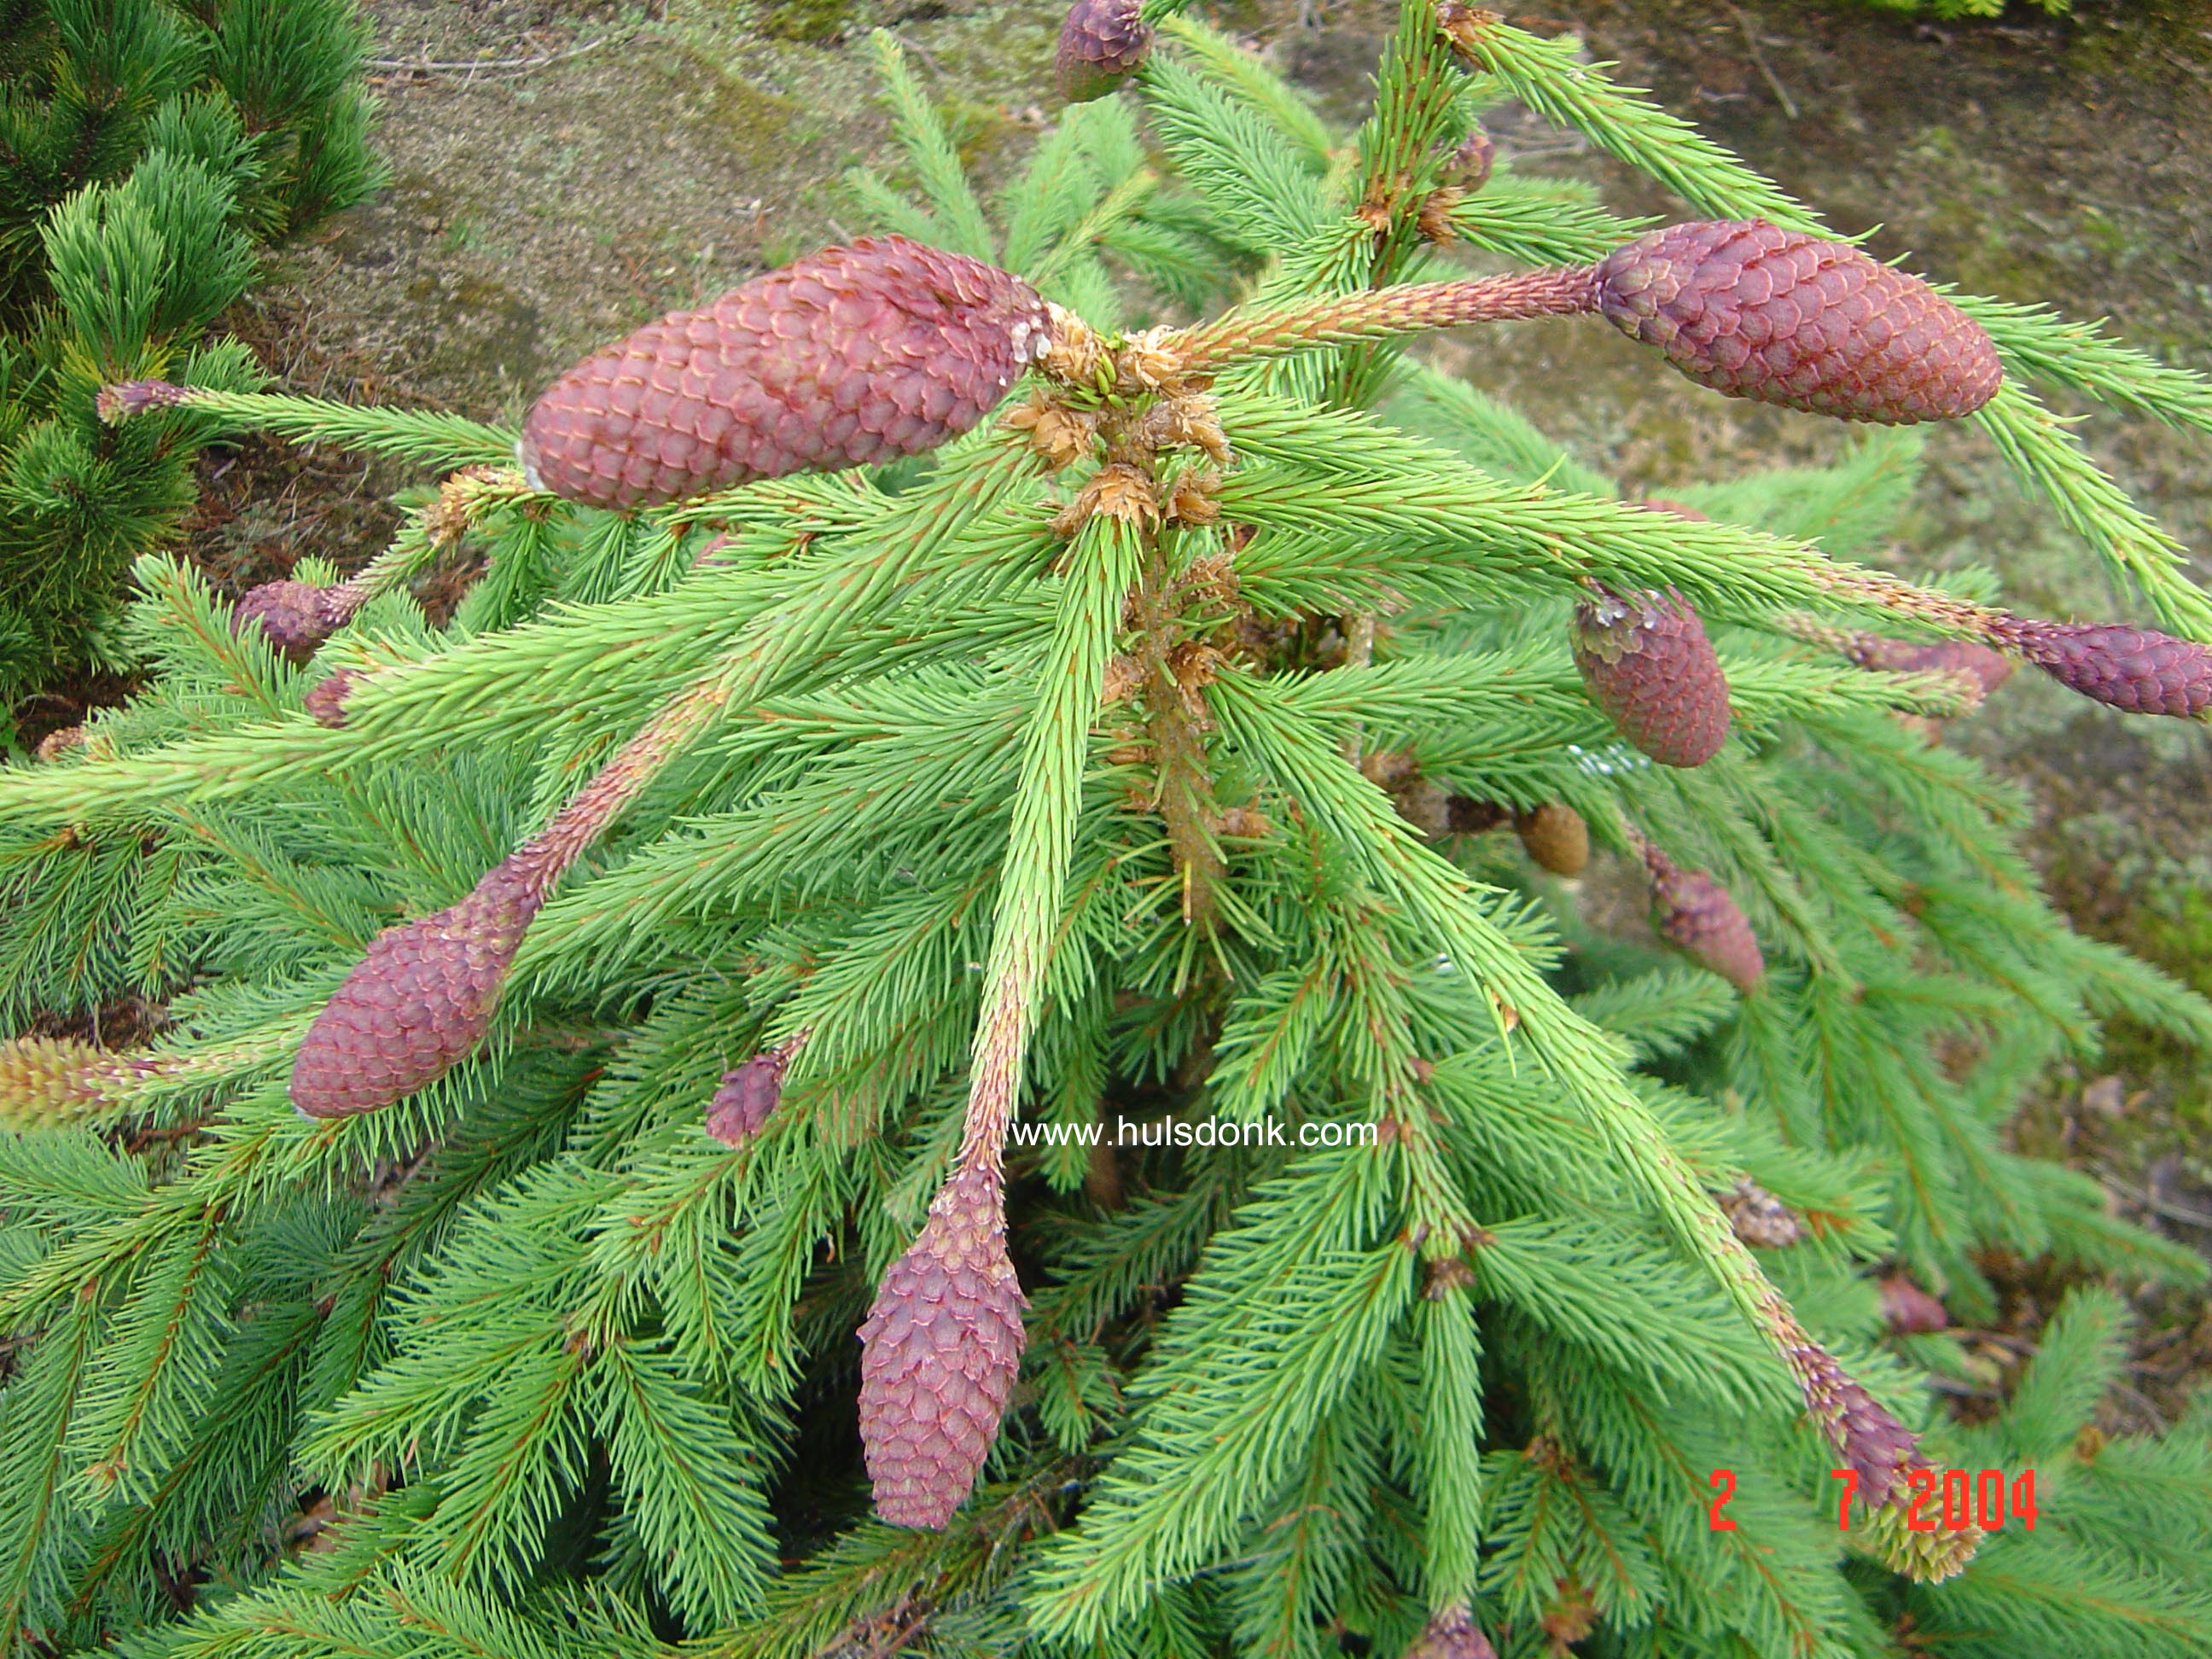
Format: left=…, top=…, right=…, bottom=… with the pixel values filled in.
left=4, top=9, right=2212, bottom=1657
left=0, top=0, right=383, bottom=726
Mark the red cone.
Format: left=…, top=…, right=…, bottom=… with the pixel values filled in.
left=521, top=236, right=1051, bottom=510
left=857, top=1165, right=1027, bottom=1528
left=1596, top=220, right=2002, bottom=423
left=1573, top=585, right=1732, bottom=767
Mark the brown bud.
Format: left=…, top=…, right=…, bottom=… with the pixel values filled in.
left=520, top=236, right=1051, bottom=510
left=1719, top=1177, right=1802, bottom=1248
left=34, top=725, right=84, bottom=762
left=857, top=1165, right=1028, bottom=1528
left=1513, top=803, right=1589, bottom=876
left=707, top=1037, right=800, bottom=1145
left=1406, top=1603, right=1498, bottom=1659
left=1573, top=585, right=1732, bottom=767
left=1879, top=1275, right=1949, bottom=1335
left=96, top=379, right=195, bottom=422
left=289, top=861, right=544, bottom=1119
left=1056, top=0, right=1152, bottom=103
left=1438, top=125, right=1495, bottom=193
left=2002, top=620, right=2212, bottom=719
left=235, top=581, right=346, bottom=665
left=1595, top=220, right=2002, bottom=423
left=304, top=668, right=364, bottom=729
left=1644, top=845, right=1763, bottom=992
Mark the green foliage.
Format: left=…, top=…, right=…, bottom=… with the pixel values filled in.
left=0, top=0, right=385, bottom=726
left=3, top=11, right=2212, bottom=1659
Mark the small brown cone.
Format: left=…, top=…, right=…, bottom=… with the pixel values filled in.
left=1406, top=1603, right=1498, bottom=1659
left=707, top=1037, right=800, bottom=1145
left=1879, top=1275, right=1949, bottom=1335
left=857, top=1165, right=1028, bottom=1528
left=1572, top=585, right=1732, bottom=767
left=1644, top=845, right=1764, bottom=992
left=2002, top=620, right=2212, bottom=719
left=520, top=236, right=1051, bottom=511
left=1437, top=125, right=1494, bottom=193
left=1055, top=0, right=1152, bottom=102
left=235, top=581, right=344, bottom=665
left=1720, top=1177, right=1802, bottom=1248
left=304, top=668, right=364, bottom=729
left=1513, top=803, right=1589, bottom=876
left=1595, top=220, right=2001, bottom=423
left=289, top=861, right=544, bottom=1119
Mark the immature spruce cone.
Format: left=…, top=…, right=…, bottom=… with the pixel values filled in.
left=1788, top=1337, right=1918, bottom=1505
left=520, top=236, right=1052, bottom=510
left=1880, top=1275, right=1950, bottom=1335
left=1720, top=1176, right=1802, bottom=1248
left=235, top=581, right=343, bottom=665
left=0, top=1036, right=145, bottom=1128
left=1056, top=0, right=1152, bottom=102
left=1572, top=585, right=1732, bottom=767
left=707, top=1044, right=793, bottom=1145
left=1595, top=220, right=2001, bottom=423
left=1406, top=1604, right=1499, bottom=1659
left=289, top=861, right=544, bottom=1118
left=857, top=1165, right=1028, bottom=1528
left=1647, top=850, right=1764, bottom=992
left=2005, top=621, right=2212, bottom=718
left=1438, top=125, right=1494, bottom=192
left=1848, top=635, right=2015, bottom=700
left=304, top=668, right=364, bottom=729
left=1513, top=802, right=1588, bottom=876
left=1866, top=1482, right=1982, bottom=1583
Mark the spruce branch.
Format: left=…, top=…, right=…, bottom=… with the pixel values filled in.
left=97, top=382, right=521, bottom=471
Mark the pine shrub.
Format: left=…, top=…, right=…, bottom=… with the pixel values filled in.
left=0, top=0, right=384, bottom=727
left=3, top=9, right=2212, bottom=1657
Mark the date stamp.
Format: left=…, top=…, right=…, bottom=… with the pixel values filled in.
left=1708, top=1467, right=2038, bottom=1531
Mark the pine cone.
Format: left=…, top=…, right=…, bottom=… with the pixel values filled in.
left=1646, top=847, right=1764, bottom=992
left=235, top=581, right=343, bottom=665
left=707, top=1041, right=795, bottom=1145
left=1056, top=0, right=1152, bottom=103
left=1513, top=803, right=1589, bottom=876
left=1572, top=585, right=1732, bottom=767
left=304, top=668, right=364, bottom=729
left=1720, top=1176, right=1801, bottom=1247
left=0, top=1036, right=145, bottom=1129
left=1406, top=1604, right=1499, bottom=1659
left=1879, top=1275, right=1949, bottom=1335
left=290, top=862, right=544, bottom=1119
left=1848, top=635, right=2014, bottom=700
left=2005, top=620, right=2212, bottom=718
left=1438, top=125, right=1494, bottom=192
left=857, top=1165, right=1028, bottom=1528
left=519, top=236, right=1051, bottom=511
left=1595, top=220, right=2002, bottom=423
